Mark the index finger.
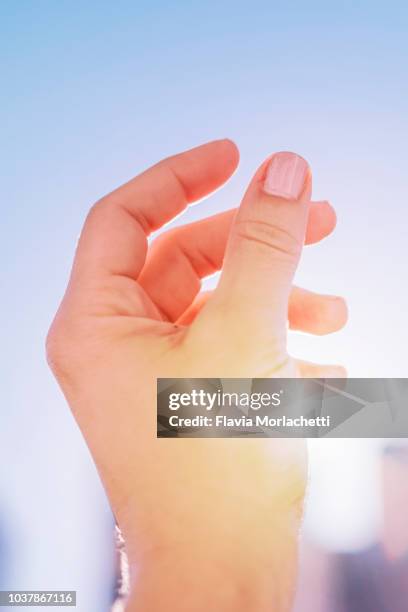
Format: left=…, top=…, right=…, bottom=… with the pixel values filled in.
left=71, top=139, right=239, bottom=285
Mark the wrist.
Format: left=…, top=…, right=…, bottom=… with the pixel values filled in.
left=126, top=554, right=271, bottom=612
left=123, top=522, right=299, bottom=612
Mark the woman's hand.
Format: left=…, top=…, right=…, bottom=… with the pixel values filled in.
left=47, top=140, right=347, bottom=611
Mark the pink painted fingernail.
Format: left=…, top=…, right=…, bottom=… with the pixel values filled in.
left=263, top=152, right=309, bottom=200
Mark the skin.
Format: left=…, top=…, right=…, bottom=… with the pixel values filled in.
left=46, top=139, right=347, bottom=611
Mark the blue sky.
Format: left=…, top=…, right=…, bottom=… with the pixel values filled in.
left=1, top=1, right=408, bottom=609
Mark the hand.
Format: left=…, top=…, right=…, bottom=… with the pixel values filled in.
left=47, top=140, right=347, bottom=611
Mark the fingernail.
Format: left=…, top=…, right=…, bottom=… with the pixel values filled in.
left=264, top=152, right=309, bottom=200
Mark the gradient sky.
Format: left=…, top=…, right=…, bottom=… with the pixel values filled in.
left=2, top=1, right=408, bottom=610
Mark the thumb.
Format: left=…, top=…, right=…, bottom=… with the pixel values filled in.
left=210, top=152, right=312, bottom=345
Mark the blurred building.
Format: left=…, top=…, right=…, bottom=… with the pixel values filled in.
left=294, top=441, right=408, bottom=612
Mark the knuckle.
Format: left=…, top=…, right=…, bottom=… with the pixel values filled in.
left=85, top=196, right=115, bottom=226
left=234, top=219, right=301, bottom=262
left=153, top=229, right=177, bottom=252
left=45, top=319, right=73, bottom=381
left=45, top=311, right=92, bottom=385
